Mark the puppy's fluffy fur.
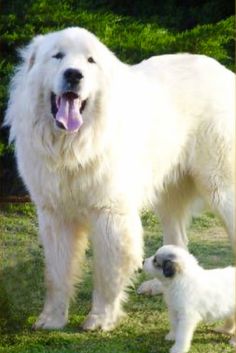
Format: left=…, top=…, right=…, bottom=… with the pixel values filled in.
left=143, top=245, right=236, bottom=353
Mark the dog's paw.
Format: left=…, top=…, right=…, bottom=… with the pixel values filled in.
left=229, top=337, right=236, bottom=347
left=137, top=279, right=163, bottom=295
left=165, top=331, right=176, bottom=341
left=32, top=311, right=67, bottom=330
left=82, top=313, right=117, bottom=331
left=214, top=323, right=235, bottom=335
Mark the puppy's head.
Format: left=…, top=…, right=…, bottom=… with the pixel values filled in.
left=143, top=245, right=198, bottom=283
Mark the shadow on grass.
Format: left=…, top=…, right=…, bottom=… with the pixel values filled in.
left=0, top=256, right=44, bottom=334
left=0, top=253, right=93, bottom=336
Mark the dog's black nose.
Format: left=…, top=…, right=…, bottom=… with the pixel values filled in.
left=64, top=68, right=83, bottom=86
left=142, top=260, right=145, bottom=265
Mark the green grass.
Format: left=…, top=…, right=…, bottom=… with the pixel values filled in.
left=0, top=204, right=234, bottom=353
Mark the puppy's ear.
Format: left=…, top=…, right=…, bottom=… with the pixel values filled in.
left=163, top=259, right=179, bottom=278
left=19, top=35, right=44, bottom=71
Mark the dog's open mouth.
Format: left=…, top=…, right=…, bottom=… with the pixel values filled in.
left=51, top=92, right=87, bottom=132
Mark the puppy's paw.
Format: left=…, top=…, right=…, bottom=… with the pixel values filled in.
left=229, top=337, right=236, bottom=347
left=214, top=325, right=235, bottom=335
left=32, top=311, right=67, bottom=330
left=137, top=279, right=163, bottom=295
left=165, top=331, right=175, bottom=341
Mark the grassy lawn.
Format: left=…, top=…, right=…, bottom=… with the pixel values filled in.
left=0, top=204, right=234, bottom=353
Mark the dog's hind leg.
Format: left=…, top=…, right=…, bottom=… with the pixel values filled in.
left=33, top=209, right=88, bottom=330
left=191, top=118, right=235, bottom=251
left=157, top=175, right=201, bottom=248
left=83, top=209, right=143, bottom=331
left=137, top=176, right=201, bottom=296
left=211, top=187, right=235, bottom=250
left=194, top=171, right=235, bottom=251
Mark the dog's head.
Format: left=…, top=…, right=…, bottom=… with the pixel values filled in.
left=143, top=245, right=198, bottom=283
left=16, top=27, right=118, bottom=133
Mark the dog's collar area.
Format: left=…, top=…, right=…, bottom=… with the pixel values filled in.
left=50, top=92, right=87, bottom=119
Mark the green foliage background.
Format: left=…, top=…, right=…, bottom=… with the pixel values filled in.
left=0, top=0, right=234, bottom=195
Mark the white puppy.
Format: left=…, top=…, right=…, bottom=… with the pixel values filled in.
left=143, top=245, right=236, bottom=353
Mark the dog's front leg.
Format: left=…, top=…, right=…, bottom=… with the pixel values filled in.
left=83, top=209, right=143, bottom=331
left=165, top=309, right=178, bottom=341
left=33, top=209, right=88, bottom=329
left=170, top=314, right=199, bottom=353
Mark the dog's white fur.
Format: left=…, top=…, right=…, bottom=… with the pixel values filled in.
left=143, top=245, right=236, bottom=353
left=4, top=27, right=235, bottom=331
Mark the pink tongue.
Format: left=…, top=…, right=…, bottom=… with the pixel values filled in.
left=56, top=96, right=83, bottom=132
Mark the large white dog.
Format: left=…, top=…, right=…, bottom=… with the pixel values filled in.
left=4, top=27, right=235, bottom=331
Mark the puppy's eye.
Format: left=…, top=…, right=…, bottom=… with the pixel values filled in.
left=52, top=52, right=64, bottom=60
left=153, top=257, right=161, bottom=268
left=88, top=56, right=96, bottom=64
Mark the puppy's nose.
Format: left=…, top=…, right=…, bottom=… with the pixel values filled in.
left=142, top=260, right=145, bottom=265
left=64, top=68, right=83, bottom=86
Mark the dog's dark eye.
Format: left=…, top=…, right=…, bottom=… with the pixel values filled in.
left=88, top=56, right=96, bottom=64
left=52, top=52, right=64, bottom=60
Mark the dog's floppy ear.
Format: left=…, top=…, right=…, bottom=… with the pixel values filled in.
left=19, top=35, right=44, bottom=71
left=163, top=259, right=179, bottom=278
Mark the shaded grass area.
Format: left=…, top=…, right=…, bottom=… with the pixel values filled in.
left=0, top=204, right=234, bottom=353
